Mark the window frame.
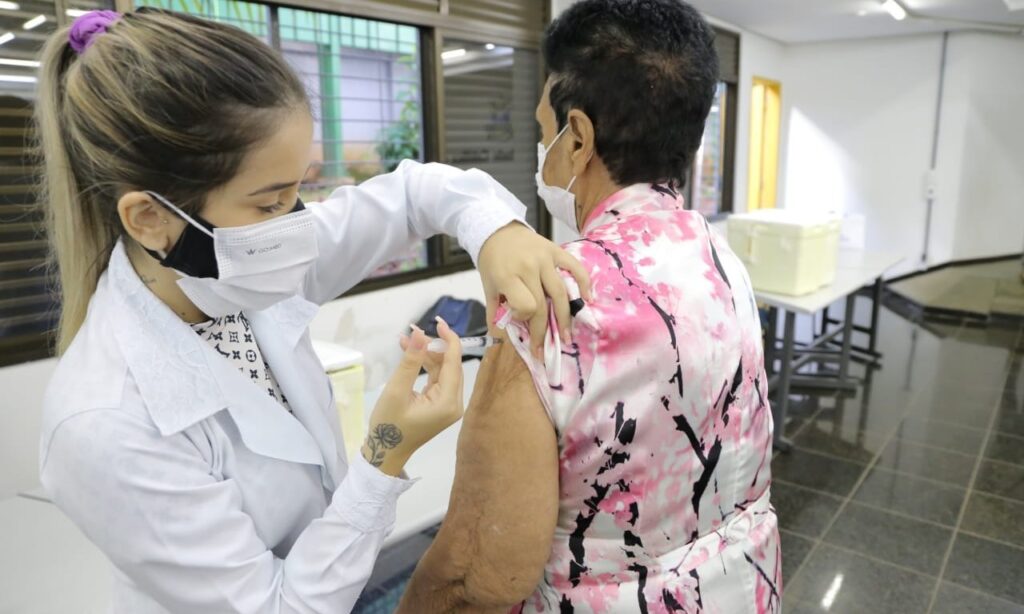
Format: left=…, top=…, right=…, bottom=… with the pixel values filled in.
left=686, top=26, right=740, bottom=222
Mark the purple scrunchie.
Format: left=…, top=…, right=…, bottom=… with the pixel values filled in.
left=69, top=10, right=121, bottom=55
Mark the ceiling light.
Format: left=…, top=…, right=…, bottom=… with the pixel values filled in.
left=0, top=32, right=14, bottom=46
left=23, top=14, right=46, bottom=29
left=0, top=57, right=39, bottom=67
left=882, top=0, right=907, bottom=21
left=441, top=48, right=466, bottom=60
left=0, top=1, right=20, bottom=10
left=857, top=9, right=869, bottom=16
left=485, top=43, right=495, bottom=50
left=66, top=9, right=90, bottom=18
left=0, top=74, right=36, bottom=82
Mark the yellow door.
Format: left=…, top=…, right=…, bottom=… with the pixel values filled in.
left=748, top=77, right=781, bottom=211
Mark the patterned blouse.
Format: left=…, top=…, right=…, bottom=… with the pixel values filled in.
left=500, top=184, right=781, bottom=613
left=191, top=312, right=291, bottom=412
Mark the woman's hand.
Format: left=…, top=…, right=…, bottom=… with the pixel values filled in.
left=477, top=222, right=593, bottom=356
left=362, top=318, right=464, bottom=477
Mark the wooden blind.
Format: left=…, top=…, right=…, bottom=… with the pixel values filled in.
left=714, top=27, right=740, bottom=84
left=448, top=0, right=545, bottom=33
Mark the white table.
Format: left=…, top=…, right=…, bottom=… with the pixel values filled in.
left=0, top=495, right=113, bottom=614
left=757, top=249, right=903, bottom=449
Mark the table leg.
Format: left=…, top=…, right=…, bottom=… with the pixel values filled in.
left=839, top=294, right=856, bottom=383
left=773, top=310, right=796, bottom=452
left=765, top=307, right=778, bottom=377
left=868, top=277, right=883, bottom=356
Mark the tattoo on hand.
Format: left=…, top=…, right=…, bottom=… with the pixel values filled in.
left=364, top=423, right=403, bottom=468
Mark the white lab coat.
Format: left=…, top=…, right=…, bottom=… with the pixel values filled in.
left=38, top=161, right=527, bottom=614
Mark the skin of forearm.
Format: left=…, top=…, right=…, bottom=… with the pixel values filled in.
left=397, top=343, right=559, bottom=612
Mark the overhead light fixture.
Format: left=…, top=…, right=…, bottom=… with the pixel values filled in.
left=857, top=9, right=869, bottom=16
left=441, top=48, right=466, bottom=60
left=0, top=1, right=20, bottom=10
left=485, top=43, right=495, bottom=50
left=0, top=57, right=39, bottom=67
left=23, top=14, right=46, bottom=29
left=66, top=9, right=90, bottom=18
left=882, top=0, right=907, bottom=21
left=0, top=32, right=14, bottom=46
left=0, top=74, right=36, bottom=82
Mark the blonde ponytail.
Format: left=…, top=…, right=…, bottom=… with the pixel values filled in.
left=33, top=9, right=306, bottom=354
left=36, top=31, right=118, bottom=354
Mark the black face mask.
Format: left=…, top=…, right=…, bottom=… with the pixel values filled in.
left=146, top=197, right=306, bottom=279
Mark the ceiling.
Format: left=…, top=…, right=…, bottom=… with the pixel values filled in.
left=685, top=0, right=1024, bottom=44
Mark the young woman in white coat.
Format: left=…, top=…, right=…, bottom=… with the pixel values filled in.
left=34, top=9, right=591, bottom=613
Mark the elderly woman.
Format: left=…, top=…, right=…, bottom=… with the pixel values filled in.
left=398, top=1, right=780, bottom=612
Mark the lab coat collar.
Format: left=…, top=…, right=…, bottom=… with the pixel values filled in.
left=106, top=242, right=330, bottom=476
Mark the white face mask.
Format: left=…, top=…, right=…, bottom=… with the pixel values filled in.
left=147, top=192, right=319, bottom=317
left=536, top=124, right=580, bottom=232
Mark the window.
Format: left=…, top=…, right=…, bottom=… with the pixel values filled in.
left=0, top=0, right=113, bottom=365
left=441, top=39, right=542, bottom=260
left=687, top=27, right=739, bottom=218
left=0, top=0, right=548, bottom=365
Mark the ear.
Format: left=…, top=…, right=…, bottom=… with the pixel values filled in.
left=566, top=109, right=596, bottom=176
left=117, top=191, right=181, bottom=254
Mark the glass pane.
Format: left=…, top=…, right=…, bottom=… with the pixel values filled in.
left=442, top=39, right=541, bottom=256
left=279, top=9, right=428, bottom=277
left=692, top=82, right=727, bottom=217
left=135, top=0, right=270, bottom=41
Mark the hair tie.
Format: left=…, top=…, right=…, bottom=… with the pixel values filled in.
left=68, top=10, right=121, bottom=55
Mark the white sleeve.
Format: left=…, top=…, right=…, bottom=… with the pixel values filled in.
left=40, top=409, right=413, bottom=614
left=303, top=160, right=528, bottom=305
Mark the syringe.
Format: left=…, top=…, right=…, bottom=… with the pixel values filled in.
left=425, top=335, right=502, bottom=353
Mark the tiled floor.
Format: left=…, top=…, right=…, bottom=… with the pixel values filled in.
left=777, top=300, right=1024, bottom=614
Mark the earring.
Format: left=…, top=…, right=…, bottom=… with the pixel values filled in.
left=162, top=218, right=169, bottom=225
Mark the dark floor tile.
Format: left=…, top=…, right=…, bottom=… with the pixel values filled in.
left=874, top=439, right=975, bottom=487
left=974, top=461, right=1024, bottom=503
left=783, top=598, right=827, bottom=614
left=895, top=415, right=987, bottom=456
left=985, top=432, right=1024, bottom=467
left=823, top=502, right=952, bottom=575
left=913, top=396, right=997, bottom=430
left=995, top=405, right=1024, bottom=438
left=772, top=481, right=844, bottom=538
left=785, top=544, right=936, bottom=614
left=932, top=582, right=1024, bottom=614
left=945, top=533, right=1024, bottom=605
left=771, top=448, right=866, bottom=498
left=793, top=425, right=883, bottom=465
left=780, top=530, right=814, bottom=586
left=961, top=492, right=1024, bottom=549
left=852, top=467, right=966, bottom=527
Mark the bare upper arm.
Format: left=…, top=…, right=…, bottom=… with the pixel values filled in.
left=399, top=337, right=560, bottom=611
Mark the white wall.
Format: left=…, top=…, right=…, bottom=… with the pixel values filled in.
left=782, top=35, right=944, bottom=277
left=943, top=33, right=1024, bottom=262
left=782, top=32, right=1024, bottom=277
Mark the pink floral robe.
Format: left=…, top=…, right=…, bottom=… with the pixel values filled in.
left=499, top=184, right=780, bottom=613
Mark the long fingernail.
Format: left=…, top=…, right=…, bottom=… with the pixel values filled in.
left=434, top=315, right=448, bottom=329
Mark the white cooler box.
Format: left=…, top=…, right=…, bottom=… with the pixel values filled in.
left=311, top=340, right=366, bottom=460
left=727, top=210, right=841, bottom=296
